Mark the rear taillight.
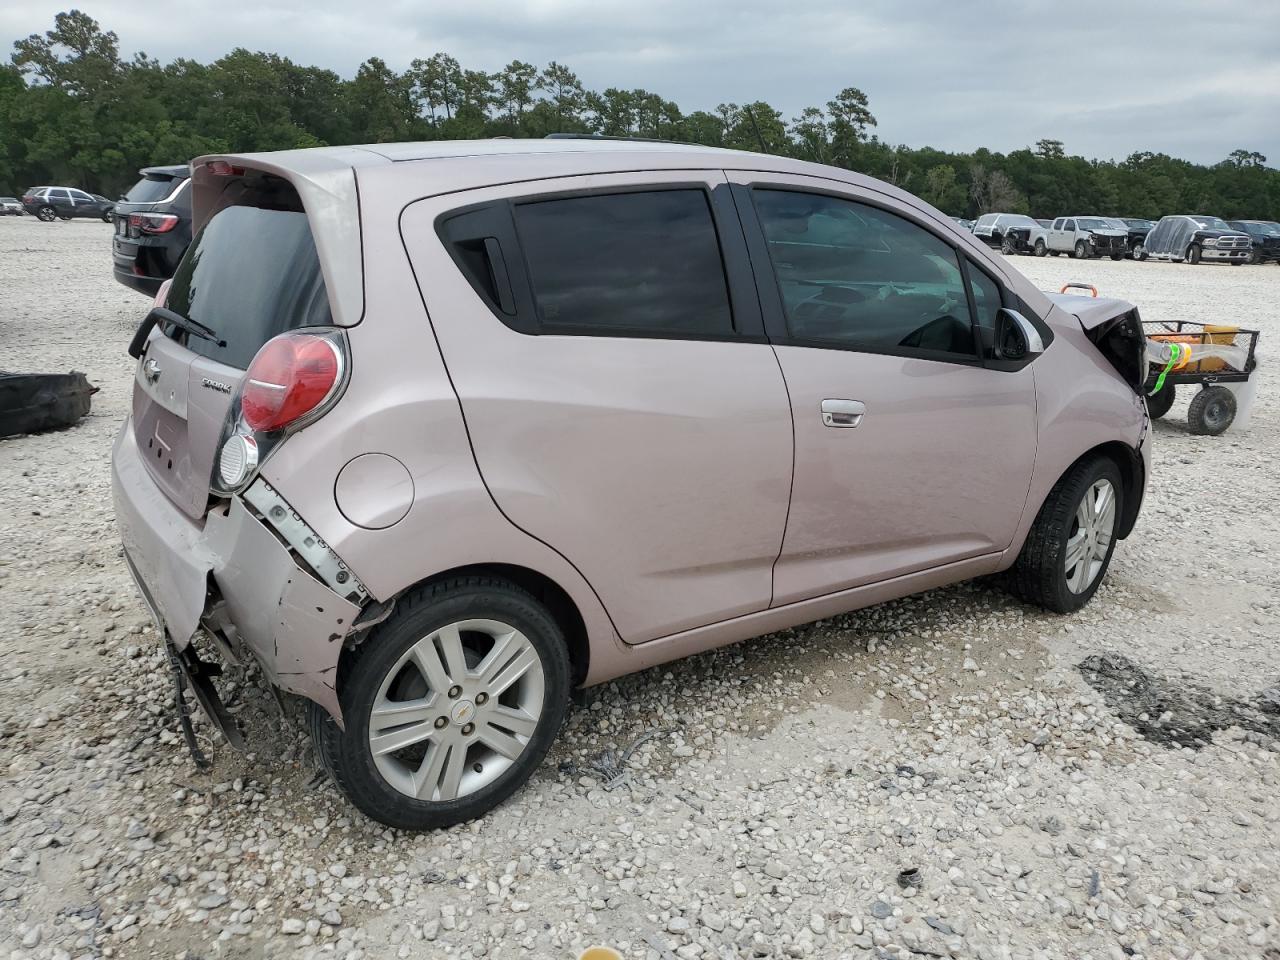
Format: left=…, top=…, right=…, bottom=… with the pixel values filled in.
left=241, top=333, right=343, bottom=433
left=215, top=331, right=348, bottom=492
left=130, top=212, right=179, bottom=234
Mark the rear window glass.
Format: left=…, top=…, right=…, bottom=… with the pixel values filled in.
left=125, top=177, right=182, bottom=203
left=164, top=204, right=330, bottom=368
left=512, top=190, right=734, bottom=337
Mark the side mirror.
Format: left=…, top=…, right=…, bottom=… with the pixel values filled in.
left=993, top=308, right=1045, bottom=362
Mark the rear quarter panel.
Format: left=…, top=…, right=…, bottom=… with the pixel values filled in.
left=256, top=163, right=622, bottom=660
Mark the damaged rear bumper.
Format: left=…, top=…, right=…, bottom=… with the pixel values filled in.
left=112, top=417, right=360, bottom=722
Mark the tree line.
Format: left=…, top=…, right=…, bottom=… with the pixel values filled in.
left=2, top=10, right=1277, bottom=222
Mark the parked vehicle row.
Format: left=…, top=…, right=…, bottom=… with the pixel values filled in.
left=971, top=209, right=1277, bottom=265
left=1, top=196, right=23, bottom=215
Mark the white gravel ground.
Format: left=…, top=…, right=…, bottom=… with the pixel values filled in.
left=1, top=216, right=1278, bottom=960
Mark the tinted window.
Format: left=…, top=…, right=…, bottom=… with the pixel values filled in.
left=51, top=189, right=71, bottom=201
left=968, top=263, right=1002, bottom=332
left=126, top=177, right=183, bottom=203
left=513, top=190, right=733, bottom=337
left=1064, top=220, right=1076, bottom=231
left=753, top=190, right=976, bottom=358
left=164, top=204, right=331, bottom=368
left=69, top=189, right=93, bottom=201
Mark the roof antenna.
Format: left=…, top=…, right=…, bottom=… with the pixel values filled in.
left=743, top=105, right=767, bottom=153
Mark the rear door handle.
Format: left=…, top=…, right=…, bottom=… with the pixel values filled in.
left=821, top=399, right=865, bottom=428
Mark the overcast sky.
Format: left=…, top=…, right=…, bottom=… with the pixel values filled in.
left=4, top=0, right=1278, bottom=165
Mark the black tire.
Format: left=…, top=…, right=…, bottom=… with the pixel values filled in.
left=1001, top=234, right=1017, bottom=255
left=1187, top=385, right=1236, bottom=436
left=1132, top=242, right=1147, bottom=261
left=311, top=576, right=571, bottom=830
left=1073, top=240, right=1090, bottom=260
left=36, top=205, right=56, bottom=222
left=1145, top=382, right=1175, bottom=419
left=1033, top=238, right=1047, bottom=257
left=1249, top=248, right=1263, bottom=265
left=1110, top=253, right=1123, bottom=261
left=1186, top=243, right=1202, bottom=265
left=1009, top=456, right=1123, bottom=614
left=101, top=210, right=112, bottom=223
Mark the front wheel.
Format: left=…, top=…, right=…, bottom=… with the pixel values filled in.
left=312, top=576, right=571, bottom=830
left=36, top=205, right=56, bottom=222
left=1009, top=456, right=1123, bottom=613
left=1001, top=235, right=1017, bottom=255
left=1186, top=243, right=1202, bottom=265
left=1132, top=241, right=1147, bottom=261
left=1033, top=239, right=1047, bottom=257
left=1110, top=253, right=1123, bottom=261
left=1073, top=240, right=1090, bottom=259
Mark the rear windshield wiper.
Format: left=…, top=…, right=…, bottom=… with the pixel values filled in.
left=128, top=306, right=226, bottom=358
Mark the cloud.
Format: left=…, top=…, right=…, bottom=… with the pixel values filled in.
left=3, top=0, right=1277, bottom=164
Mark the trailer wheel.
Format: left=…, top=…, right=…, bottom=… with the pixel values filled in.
left=1187, top=386, right=1236, bottom=436
left=1145, top=383, right=1175, bottom=420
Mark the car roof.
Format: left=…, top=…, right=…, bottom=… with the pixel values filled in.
left=191, top=137, right=1053, bottom=331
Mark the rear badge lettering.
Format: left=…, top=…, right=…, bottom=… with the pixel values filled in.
left=202, top=378, right=232, bottom=394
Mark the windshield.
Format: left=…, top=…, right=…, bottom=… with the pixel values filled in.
left=1192, top=217, right=1232, bottom=231
left=124, top=176, right=184, bottom=204
left=164, top=203, right=331, bottom=369
left=1076, top=218, right=1111, bottom=230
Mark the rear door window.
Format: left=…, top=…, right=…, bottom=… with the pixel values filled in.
left=70, top=189, right=93, bottom=202
left=163, top=203, right=331, bottom=369
left=512, top=190, right=734, bottom=338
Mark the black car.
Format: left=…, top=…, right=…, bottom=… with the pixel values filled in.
left=21, top=186, right=115, bottom=222
left=1226, top=220, right=1280, bottom=264
left=1117, top=218, right=1155, bottom=258
left=112, top=165, right=192, bottom=295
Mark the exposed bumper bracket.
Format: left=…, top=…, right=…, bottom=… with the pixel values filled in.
left=165, top=636, right=246, bottom=763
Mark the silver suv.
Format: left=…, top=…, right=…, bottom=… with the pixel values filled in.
left=112, top=139, right=1151, bottom=830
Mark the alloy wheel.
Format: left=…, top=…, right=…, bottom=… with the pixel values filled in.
left=367, top=618, right=544, bottom=802
left=1064, top=479, right=1116, bottom=594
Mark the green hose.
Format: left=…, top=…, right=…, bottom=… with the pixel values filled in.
left=1151, top=342, right=1186, bottom=395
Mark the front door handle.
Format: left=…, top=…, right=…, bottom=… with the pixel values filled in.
left=821, top=398, right=865, bottom=428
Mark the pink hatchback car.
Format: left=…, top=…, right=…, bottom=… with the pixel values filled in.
left=112, top=138, right=1150, bottom=829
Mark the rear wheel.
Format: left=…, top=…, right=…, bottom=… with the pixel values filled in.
left=36, top=205, right=55, bottom=222
left=1187, top=385, right=1236, bottom=436
left=312, top=576, right=571, bottom=830
left=1110, top=253, right=1123, bottom=261
left=1033, top=238, right=1047, bottom=257
left=1145, top=383, right=1175, bottom=419
left=1186, top=243, right=1202, bottom=264
left=1010, top=456, right=1122, bottom=613
left=101, top=210, right=112, bottom=223
left=1073, top=240, right=1090, bottom=259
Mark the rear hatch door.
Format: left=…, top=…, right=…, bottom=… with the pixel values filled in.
left=130, top=182, right=333, bottom=519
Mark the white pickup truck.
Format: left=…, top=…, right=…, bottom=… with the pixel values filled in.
left=1045, top=217, right=1129, bottom=260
